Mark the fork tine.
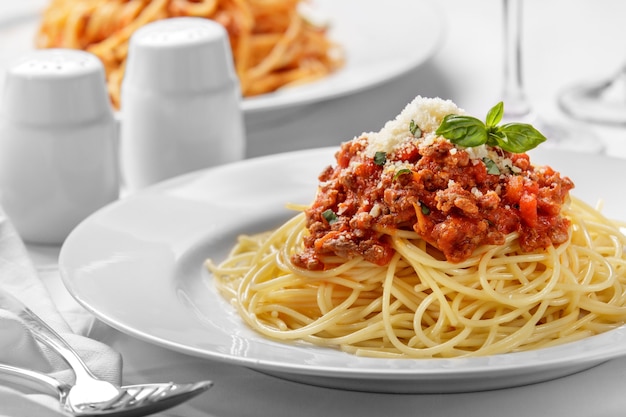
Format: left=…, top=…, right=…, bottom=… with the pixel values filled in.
left=142, top=382, right=173, bottom=401
left=89, top=381, right=214, bottom=415
left=149, top=381, right=213, bottom=405
left=110, top=386, right=158, bottom=409
left=72, top=390, right=129, bottom=412
left=128, top=385, right=161, bottom=406
left=119, top=380, right=213, bottom=409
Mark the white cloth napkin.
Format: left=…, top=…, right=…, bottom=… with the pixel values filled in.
left=0, top=207, right=122, bottom=416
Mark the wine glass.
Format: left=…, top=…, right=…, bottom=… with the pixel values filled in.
left=558, top=62, right=626, bottom=125
left=500, top=0, right=604, bottom=152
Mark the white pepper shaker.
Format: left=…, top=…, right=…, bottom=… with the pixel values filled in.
left=0, top=49, right=119, bottom=244
left=120, top=17, right=246, bottom=191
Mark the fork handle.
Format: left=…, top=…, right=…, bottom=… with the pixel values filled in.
left=0, top=363, right=67, bottom=398
left=0, top=289, right=97, bottom=382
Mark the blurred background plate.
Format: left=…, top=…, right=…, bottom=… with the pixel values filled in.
left=240, top=0, right=445, bottom=113
left=0, top=0, right=445, bottom=115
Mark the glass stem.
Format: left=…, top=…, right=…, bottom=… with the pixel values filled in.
left=501, top=0, right=531, bottom=118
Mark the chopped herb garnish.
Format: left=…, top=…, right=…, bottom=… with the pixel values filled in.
left=393, top=168, right=412, bottom=181
left=374, top=151, right=387, bottom=166
left=322, top=209, right=338, bottom=224
left=483, top=157, right=500, bottom=175
left=435, top=102, right=546, bottom=153
left=409, top=120, right=422, bottom=137
left=420, top=203, right=431, bottom=215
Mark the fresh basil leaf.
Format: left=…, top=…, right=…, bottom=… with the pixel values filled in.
left=373, top=151, right=387, bottom=166
left=482, top=157, right=500, bottom=175
left=322, top=209, right=338, bottom=224
left=435, top=102, right=548, bottom=153
left=485, top=101, right=504, bottom=127
left=486, top=127, right=505, bottom=148
left=498, top=123, right=547, bottom=153
left=393, top=168, right=412, bottom=181
left=435, top=115, right=488, bottom=147
left=409, top=120, right=422, bottom=137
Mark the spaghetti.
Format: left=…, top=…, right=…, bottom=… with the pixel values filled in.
left=206, top=97, right=626, bottom=358
left=36, top=0, right=343, bottom=108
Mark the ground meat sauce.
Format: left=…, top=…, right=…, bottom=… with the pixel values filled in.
left=292, top=135, right=574, bottom=271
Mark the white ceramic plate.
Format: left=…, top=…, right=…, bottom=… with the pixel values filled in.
left=59, top=147, right=626, bottom=394
left=0, top=0, right=444, bottom=114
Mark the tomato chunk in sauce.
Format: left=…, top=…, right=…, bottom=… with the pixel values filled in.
left=292, top=136, right=574, bottom=270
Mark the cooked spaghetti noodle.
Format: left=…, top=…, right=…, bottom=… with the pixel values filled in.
left=206, top=97, right=626, bottom=358
left=36, top=0, right=343, bottom=108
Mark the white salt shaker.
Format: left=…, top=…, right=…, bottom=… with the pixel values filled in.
left=120, top=17, right=246, bottom=191
left=0, top=49, right=119, bottom=244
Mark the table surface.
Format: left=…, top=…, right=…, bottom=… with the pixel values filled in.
left=7, top=0, right=626, bottom=415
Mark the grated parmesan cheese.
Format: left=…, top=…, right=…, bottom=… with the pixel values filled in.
left=464, top=145, right=489, bottom=161
left=364, top=96, right=465, bottom=158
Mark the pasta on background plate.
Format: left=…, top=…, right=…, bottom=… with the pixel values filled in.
left=36, top=0, right=343, bottom=108
left=206, top=96, right=626, bottom=359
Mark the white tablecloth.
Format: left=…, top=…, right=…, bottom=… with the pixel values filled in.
left=8, top=0, right=626, bottom=415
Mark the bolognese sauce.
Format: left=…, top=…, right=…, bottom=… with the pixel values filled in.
left=292, top=106, right=574, bottom=271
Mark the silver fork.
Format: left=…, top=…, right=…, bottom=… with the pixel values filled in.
left=0, top=289, right=212, bottom=415
left=0, top=362, right=212, bottom=416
